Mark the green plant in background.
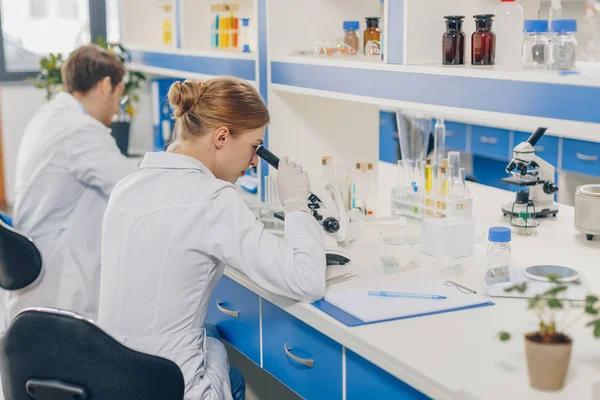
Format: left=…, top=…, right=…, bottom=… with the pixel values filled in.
left=27, top=38, right=146, bottom=118
left=499, top=274, right=600, bottom=343
left=94, top=37, right=146, bottom=118
left=27, top=53, right=64, bottom=100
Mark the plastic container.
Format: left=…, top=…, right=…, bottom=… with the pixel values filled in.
left=485, top=227, right=511, bottom=285
left=472, top=14, right=496, bottom=65
left=343, top=21, right=360, bottom=55
left=364, top=17, right=381, bottom=56
left=550, top=19, right=578, bottom=70
left=443, top=16, right=465, bottom=65
left=240, top=18, right=251, bottom=52
left=494, top=0, right=524, bottom=67
left=522, top=19, right=550, bottom=69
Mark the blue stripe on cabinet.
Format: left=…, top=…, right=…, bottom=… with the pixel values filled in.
left=129, top=50, right=256, bottom=81
left=386, top=0, right=406, bottom=64
left=271, top=62, right=600, bottom=124
left=258, top=0, right=269, bottom=201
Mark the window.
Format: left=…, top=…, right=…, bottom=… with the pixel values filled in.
left=29, top=0, right=48, bottom=19
left=58, top=0, right=79, bottom=20
left=0, top=0, right=107, bottom=80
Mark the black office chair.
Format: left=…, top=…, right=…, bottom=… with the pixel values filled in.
left=0, top=215, right=42, bottom=291
left=0, top=308, right=185, bottom=400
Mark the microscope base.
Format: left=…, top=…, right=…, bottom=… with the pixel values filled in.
left=501, top=202, right=559, bottom=218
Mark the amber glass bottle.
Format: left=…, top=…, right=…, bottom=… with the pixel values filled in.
left=443, top=16, right=465, bottom=65
left=364, top=17, right=381, bottom=55
left=472, top=14, right=496, bottom=65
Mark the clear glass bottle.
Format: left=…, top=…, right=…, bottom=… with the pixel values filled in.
left=485, top=227, right=511, bottom=285
left=522, top=19, right=550, bottom=69
left=550, top=19, right=578, bottom=70
left=443, top=15, right=465, bottom=65
left=364, top=17, right=381, bottom=56
left=343, top=21, right=360, bottom=55
left=472, top=14, right=496, bottom=65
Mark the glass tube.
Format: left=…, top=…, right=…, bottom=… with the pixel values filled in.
left=448, top=151, right=460, bottom=183
left=458, top=167, right=467, bottom=198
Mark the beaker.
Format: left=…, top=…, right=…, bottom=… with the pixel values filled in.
left=396, top=110, right=433, bottom=163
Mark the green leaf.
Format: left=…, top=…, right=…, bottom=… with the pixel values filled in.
left=133, top=71, right=146, bottom=80
left=528, top=296, right=541, bottom=309
left=586, top=295, right=599, bottom=306
left=585, top=306, right=599, bottom=315
left=546, top=273, right=559, bottom=283
left=586, top=319, right=600, bottom=338
left=548, top=299, right=563, bottom=309
left=543, top=286, right=568, bottom=297
left=499, top=332, right=511, bottom=341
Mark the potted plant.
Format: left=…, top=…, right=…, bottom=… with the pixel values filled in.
left=28, top=40, right=146, bottom=156
left=499, top=275, right=600, bottom=391
left=27, top=52, right=64, bottom=100
left=95, top=38, right=146, bottom=156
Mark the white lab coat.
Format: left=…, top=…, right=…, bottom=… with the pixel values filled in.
left=9, top=92, right=138, bottom=323
left=98, top=152, right=326, bottom=399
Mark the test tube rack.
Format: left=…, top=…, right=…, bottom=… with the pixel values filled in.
left=391, top=186, right=473, bottom=220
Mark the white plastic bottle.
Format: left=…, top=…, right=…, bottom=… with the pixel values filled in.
left=494, top=0, right=525, bottom=68
left=549, top=0, right=562, bottom=25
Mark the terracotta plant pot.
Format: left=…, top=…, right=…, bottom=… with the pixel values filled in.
left=525, top=332, right=572, bottom=391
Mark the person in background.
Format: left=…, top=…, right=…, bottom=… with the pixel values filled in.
left=98, top=77, right=326, bottom=400
left=9, top=44, right=138, bottom=323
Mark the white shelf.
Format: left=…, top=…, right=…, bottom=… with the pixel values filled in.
left=271, top=55, right=600, bottom=87
left=127, top=45, right=257, bottom=61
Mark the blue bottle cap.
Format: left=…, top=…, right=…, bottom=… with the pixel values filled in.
left=551, top=19, right=577, bottom=33
left=524, top=19, right=548, bottom=33
left=241, top=18, right=250, bottom=26
left=343, top=21, right=360, bottom=31
left=489, top=227, right=511, bottom=242
left=242, top=44, right=250, bottom=53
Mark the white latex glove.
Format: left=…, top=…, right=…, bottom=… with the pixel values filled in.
left=277, top=156, right=310, bottom=214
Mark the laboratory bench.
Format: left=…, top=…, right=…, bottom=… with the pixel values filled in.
left=207, top=164, right=600, bottom=400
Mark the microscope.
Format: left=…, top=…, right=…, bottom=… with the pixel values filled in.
left=501, top=127, right=559, bottom=218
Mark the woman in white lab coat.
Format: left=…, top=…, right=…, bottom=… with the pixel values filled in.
left=9, top=45, right=138, bottom=324
left=98, top=77, right=326, bottom=400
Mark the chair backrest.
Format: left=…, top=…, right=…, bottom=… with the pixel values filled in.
left=0, top=217, right=42, bottom=290
left=0, top=308, right=185, bottom=400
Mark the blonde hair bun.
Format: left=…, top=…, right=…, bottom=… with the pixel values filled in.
left=168, top=80, right=207, bottom=118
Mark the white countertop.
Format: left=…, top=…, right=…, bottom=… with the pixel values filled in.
left=226, top=164, right=600, bottom=400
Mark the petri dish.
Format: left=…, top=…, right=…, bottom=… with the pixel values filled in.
left=523, top=265, right=579, bottom=283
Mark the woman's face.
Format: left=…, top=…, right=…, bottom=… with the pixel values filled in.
left=214, top=125, right=266, bottom=183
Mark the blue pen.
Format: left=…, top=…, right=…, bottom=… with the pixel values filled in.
left=368, top=291, right=446, bottom=300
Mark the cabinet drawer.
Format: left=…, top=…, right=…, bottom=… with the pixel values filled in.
left=513, top=131, right=559, bottom=167
left=562, top=139, right=600, bottom=177
left=206, top=275, right=260, bottom=365
left=444, top=122, right=467, bottom=151
left=262, top=300, right=342, bottom=400
left=346, top=350, right=431, bottom=400
left=471, top=126, right=511, bottom=160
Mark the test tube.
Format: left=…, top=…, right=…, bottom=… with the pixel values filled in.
left=425, top=158, right=433, bottom=192
left=447, top=165, right=455, bottom=197
left=448, top=151, right=460, bottom=182
left=397, top=160, right=403, bottom=189
left=404, top=159, right=414, bottom=188
left=458, top=167, right=466, bottom=198
left=415, top=159, right=424, bottom=192
left=440, top=166, right=449, bottom=197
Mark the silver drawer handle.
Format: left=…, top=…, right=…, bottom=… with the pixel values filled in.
left=283, top=344, right=314, bottom=368
left=576, top=153, right=598, bottom=162
left=216, top=300, right=239, bottom=318
left=480, top=136, right=498, bottom=145
left=534, top=145, right=544, bottom=152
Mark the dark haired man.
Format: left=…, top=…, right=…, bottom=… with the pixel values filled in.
left=9, top=44, right=138, bottom=323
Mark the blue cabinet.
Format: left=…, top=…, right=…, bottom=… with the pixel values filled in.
left=262, top=300, right=343, bottom=400
left=206, top=276, right=261, bottom=365
left=562, top=139, right=600, bottom=177
left=513, top=131, right=559, bottom=167
left=471, top=126, right=511, bottom=161
left=444, top=122, right=467, bottom=151
left=380, top=111, right=399, bottom=164
left=346, top=350, right=431, bottom=400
